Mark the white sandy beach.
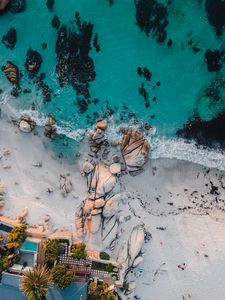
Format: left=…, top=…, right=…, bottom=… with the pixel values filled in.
left=1, top=109, right=225, bottom=300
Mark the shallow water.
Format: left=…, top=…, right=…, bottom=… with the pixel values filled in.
left=0, top=0, right=225, bottom=167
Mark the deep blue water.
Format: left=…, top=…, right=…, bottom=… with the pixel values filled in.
left=0, top=0, right=225, bottom=168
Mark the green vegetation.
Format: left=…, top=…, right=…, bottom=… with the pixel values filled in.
left=7, top=225, right=27, bottom=249
left=71, top=242, right=87, bottom=260
left=87, top=281, right=116, bottom=300
left=99, top=251, right=110, bottom=261
left=51, top=265, right=74, bottom=289
left=106, top=292, right=116, bottom=300
left=43, top=239, right=59, bottom=267
left=106, top=263, right=114, bottom=273
left=0, top=225, right=27, bottom=276
left=20, top=265, right=50, bottom=300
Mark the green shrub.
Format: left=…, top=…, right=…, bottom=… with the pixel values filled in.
left=107, top=291, right=116, bottom=300
left=106, top=263, right=113, bottom=273
left=51, top=265, right=74, bottom=289
left=43, top=239, right=60, bottom=267
left=2, top=256, right=11, bottom=270
left=71, top=243, right=87, bottom=260
left=7, top=225, right=27, bottom=248
left=99, top=251, right=110, bottom=260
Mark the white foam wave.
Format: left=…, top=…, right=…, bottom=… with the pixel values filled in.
left=11, top=108, right=225, bottom=172
left=150, top=137, right=225, bottom=171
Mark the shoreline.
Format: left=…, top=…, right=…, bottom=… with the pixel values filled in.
left=1, top=109, right=225, bottom=299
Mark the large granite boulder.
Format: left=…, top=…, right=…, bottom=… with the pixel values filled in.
left=116, top=224, right=145, bottom=290
left=103, top=194, right=121, bottom=218
left=120, top=128, right=150, bottom=175
left=88, top=162, right=116, bottom=199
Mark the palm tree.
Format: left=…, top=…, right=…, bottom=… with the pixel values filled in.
left=20, top=265, right=51, bottom=300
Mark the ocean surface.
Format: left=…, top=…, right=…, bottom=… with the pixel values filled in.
left=0, top=0, right=225, bottom=169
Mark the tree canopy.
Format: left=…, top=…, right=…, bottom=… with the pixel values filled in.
left=51, top=265, right=74, bottom=289
left=71, top=242, right=87, bottom=260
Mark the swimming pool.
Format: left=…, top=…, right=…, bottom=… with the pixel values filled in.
left=20, top=240, right=38, bottom=252
left=0, top=223, right=13, bottom=233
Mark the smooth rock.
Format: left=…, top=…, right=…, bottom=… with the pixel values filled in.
left=91, top=208, right=102, bottom=215
left=89, top=214, right=101, bottom=233
left=19, top=120, right=32, bottom=133
left=110, top=163, right=121, bottom=175
left=94, top=198, right=105, bottom=208
left=82, top=161, right=94, bottom=174
left=2, top=61, right=19, bottom=85
left=103, top=194, right=120, bottom=218
left=96, top=119, right=107, bottom=130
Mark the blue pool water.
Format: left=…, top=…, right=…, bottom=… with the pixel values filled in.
left=0, top=1, right=225, bottom=168
left=20, top=240, right=38, bottom=252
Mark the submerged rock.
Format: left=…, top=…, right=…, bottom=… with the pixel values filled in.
left=177, top=111, right=225, bottom=148
left=55, top=14, right=97, bottom=99
left=120, top=128, right=150, bottom=175
left=8, top=0, right=26, bottom=13
left=205, top=49, right=224, bottom=72
left=2, top=27, right=17, bottom=49
left=205, top=0, right=225, bottom=36
left=25, top=49, right=42, bottom=75
left=2, top=61, right=19, bottom=85
left=51, top=15, right=60, bottom=29
left=134, top=0, right=169, bottom=43
left=46, top=0, right=54, bottom=11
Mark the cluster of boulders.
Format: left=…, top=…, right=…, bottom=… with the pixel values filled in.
left=18, top=114, right=36, bottom=133
left=25, top=49, right=42, bottom=76
left=120, top=128, right=150, bottom=175
left=2, top=27, right=17, bottom=49
left=76, top=119, right=150, bottom=299
left=44, top=115, right=57, bottom=139
left=76, top=161, right=121, bottom=247
left=0, top=183, right=6, bottom=208
left=88, top=119, right=108, bottom=153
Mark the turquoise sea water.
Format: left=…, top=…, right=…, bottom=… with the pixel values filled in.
left=0, top=0, right=225, bottom=168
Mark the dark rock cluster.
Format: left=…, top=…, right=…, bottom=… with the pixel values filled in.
left=8, top=0, right=26, bottom=13
left=177, top=111, right=225, bottom=148
left=205, top=0, right=225, bottom=36
left=2, top=27, right=17, bottom=49
left=25, top=49, right=52, bottom=102
left=34, top=73, right=52, bottom=103
left=134, top=0, right=169, bottom=43
left=46, top=0, right=54, bottom=11
left=55, top=12, right=97, bottom=113
left=137, top=66, right=160, bottom=108
left=25, top=49, right=43, bottom=76
left=52, top=15, right=60, bottom=29
left=205, top=49, right=224, bottom=72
